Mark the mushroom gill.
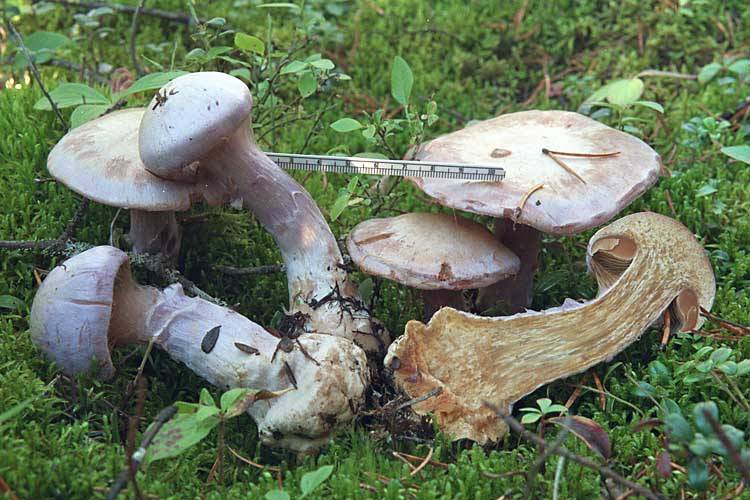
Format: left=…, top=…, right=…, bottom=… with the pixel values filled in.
left=384, top=212, right=716, bottom=443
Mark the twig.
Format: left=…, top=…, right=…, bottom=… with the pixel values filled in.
left=227, top=446, right=281, bottom=472
left=0, top=476, right=19, bottom=500
left=392, top=451, right=450, bottom=470
left=700, top=307, right=750, bottom=337
left=485, top=403, right=663, bottom=500
left=4, top=18, right=67, bottom=131
left=36, top=0, right=197, bottom=25
left=541, top=150, right=587, bottom=184
left=106, top=406, right=177, bottom=500
left=394, top=387, right=443, bottom=412
left=513, top=183, right=544, bottom=222
left=213, top=264, right=285, bottom=276
left=524, top=418, right=571, bottom=499
left=636, top=70, right=697, bottom=80
left=701, top=409, right=750, bottom=484
left=0, top=198, right=89, bottom=250
left=409, top=447, right=434, bottom=477
left=129, top=0, right=147, bottom=77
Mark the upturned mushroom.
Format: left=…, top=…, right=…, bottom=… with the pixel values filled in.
left=346, top=212, right=520, bottom=318
left=385, top=212, right=715, bottom=443
left=47, top=108, right=191, bottom=262
left=409, top=110, right=662, bottom=313
left=137, top=72, right=387, bottom=355
left=30, top=246, right=369, bottom=452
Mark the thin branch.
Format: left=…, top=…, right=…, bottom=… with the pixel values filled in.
left=105, top=406, right=177, bottom=500
left=485, top=403, right=663, bottom=500
left=0, top=198, right=89, bottom=250
left=4, top=18, right=67, bottom=131
left=213, top=264, right=285, bottom=276
left=129, top=0, right=147, bottom=77
left=36, top=0, right=197, bottom=25
left=636, top=69, right=697, bottom=80
left=524, top=418, right=572, bottom=499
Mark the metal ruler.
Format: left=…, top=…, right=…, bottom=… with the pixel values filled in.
left=266, top=152, right=506, bottom=181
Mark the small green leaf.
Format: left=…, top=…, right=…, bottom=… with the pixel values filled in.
left=520, top=412, right=542, bottom=425
left=234, top=33, right=265, bottom=55
left=728, top=59, right=750, bottom=75
left=330, top=188, right=353, bottom=222
left=309, top=59, right=335, bottom=70
left=116, top=71, right=188, bottom=99
left=0, top=396, right=36, bottom=425
left=545, top=404, right=569, bottom=415
left=736, top=359, right=750, bottom=376
left=145, top=413, right=218, bottom=464
left=536, top=398, right=552, bottom=413
left=330, top=118, right=363, bottom=133
left=70, top=104, right=109, bottom=128
left=298, top=72, right=317, bottom=97
left=698, top=62, right=722, bottom=84
left=230, top=68, right=252, bottom=81
left=265, top=491, right=291, bottom=500
left=280, top=60, right=308, bottom=75
left=220, top=388, right=251, bottom=412
left=207, top=46, right=232, bottom=59
left=687, top=457, right=709, bottom=491
left=633, top=100, right=664, bottom=113
left=0, top=295, right=24, bottom=311
left=34, top=83, right=110, bottom=110
left=695, top=183, right=718, bottom=197
left=693, top=402, right=718, bottom=435
left=632, top=381, right=656, bottom=397
left=300, top=465, right=334, bottom=497
left=709, top=347, right=732, bottom=364
left=688, top=434, right=714, bottom=457
left=199, top=388, right=216, bottom=407
left=664, top=413, right=694, bottom=442
left=391, top=56, right=414, bottom=106
left=721, top=145, right=750, bottom=165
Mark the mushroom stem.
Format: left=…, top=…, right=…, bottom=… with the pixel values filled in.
left=422, top=289, right=465, bottom=320
left=385, top=212, right=715, bottom=443
left=195, top=121, right=383, bottom=353
left=477, top=220, right=540, bottom=313
left=127, top=210, right=181, bottom=262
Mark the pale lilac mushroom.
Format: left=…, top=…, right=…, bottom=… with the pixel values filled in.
left=30, top=246, right=369, bottom=452
left=137, top=72, right=388, bottom=355
left=47, top=109, right=191, bottom=262
left=410, top=110, right=662, bottom=313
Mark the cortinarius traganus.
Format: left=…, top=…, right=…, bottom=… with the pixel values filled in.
left=30, top=246, right=369, bottom=451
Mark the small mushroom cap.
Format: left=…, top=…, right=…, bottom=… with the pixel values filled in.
left=47, top=108, right=194, bottom=211
left=139, top=72, right=253, bottom=179
left=346, top=212, right=520, bottom=290
left=30, top=246, right=129, bottom=379
left=411, top=110, right=662, bottom=234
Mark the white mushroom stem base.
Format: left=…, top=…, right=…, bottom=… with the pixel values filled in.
left=477, top=220, right=540, bottom=313
left=111, top=270, right=369, bottom=452
left=128, top=209, right=181, bottom=263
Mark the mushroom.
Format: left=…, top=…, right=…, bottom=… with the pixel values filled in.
left=409, top=110, right=662, bottom=313
left=47, top=109, right=191, bottom=262
left=137, top=72, right=387, bottom=356
left=384, top=212, right=715, bottom=443
left=30, top=246, right=369, bottom=452
left=346, top=212, right=520, bottom=318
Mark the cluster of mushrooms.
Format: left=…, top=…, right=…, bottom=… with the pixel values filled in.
left=30, top=72, right=716, bottom=452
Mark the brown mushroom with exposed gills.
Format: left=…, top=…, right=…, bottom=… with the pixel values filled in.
left=137, top=72, right=388, bottom=356
left=30, top=246, right=369, bottom=452
left=410, top=110, right=663, bottom=313
left=47, top=109, right=191, bottom=262
left=384, top=212, right=715, bottom=443
left=346, top=212, right=520, bottom=318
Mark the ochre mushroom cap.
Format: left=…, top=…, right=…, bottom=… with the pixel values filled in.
left=139, top=71, right=253, bottom=178
left=47, top=108, right=194, bottom=211
left=410, top=110, right=662, bottom=234
left=29, top=245, right=128, bottom=379
left=346, top=212, right=520, bottom=290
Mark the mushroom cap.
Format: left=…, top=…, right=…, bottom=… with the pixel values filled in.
left=29, top=246, right=128, bottom=379
left=47, top=108, right=194, bottom=211
left=410, top=110, right=662, bottom=235
left=139, top=72, right=253, bottom=179
left=346, top=212, right=520, bottom=290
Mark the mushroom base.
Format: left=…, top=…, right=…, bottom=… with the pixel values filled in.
left=477, top=220, right=540, bottom=314
left=128, top=210, right=181, bottom=263
left=422, top=289, right=465, bottom=321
